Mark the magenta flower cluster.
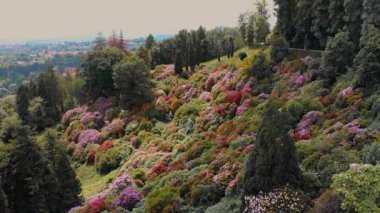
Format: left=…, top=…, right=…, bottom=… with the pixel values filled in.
left=109, top=174, right=135, bottom=192
left=112, top=187, right=141, bottom=210
left=294, top=72, right=306, bottom=87
left=236, top=99, right=251, bottom=116
left=78, top=129, right=102, bottom=147
left=157, top=64, right=174, bottom=80
left=340, top=87, right=353, bottom=99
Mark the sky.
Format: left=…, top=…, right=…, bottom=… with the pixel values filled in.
left=0, top=0, right=275, bottom=41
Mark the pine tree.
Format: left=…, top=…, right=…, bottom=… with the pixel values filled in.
left=244, top=101, right=301, bottom=195
left=145, top=34, right=156, bottom=50
left=108, top=30, right=119, bottom=48
left=118, top=30, right=127, bottom=51
left=94, top=32, right=107, bottom=50
left=43, top=131, right=81, bottom=211
left=0, top=124, right=61, bottom=212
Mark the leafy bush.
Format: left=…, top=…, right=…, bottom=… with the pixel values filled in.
left=269, top=34, right=288, bottom=64
left=312, top=189, right=343, bottom=213
left=250, top=52, right=272, bottom=81
left=361, top=142, right=380, bottom=165
left=146, top=185, right=180, bottom=213
left=239, top=52, right=248, bottom=61
left=95, top=146, right=124, bottom=174
left=332, top=164, right=380, bottom=212
left=205, top=196, right=242, bottom=213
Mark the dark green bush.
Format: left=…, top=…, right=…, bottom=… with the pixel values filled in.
left=238, top=52, right=248, bottom=61
left=95, top=147, right=123, bottom=174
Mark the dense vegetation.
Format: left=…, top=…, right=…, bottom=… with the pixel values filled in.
left=0, top=0, right=380, bottom=212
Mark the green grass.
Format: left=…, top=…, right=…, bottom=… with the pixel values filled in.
left=76, top=164, right=118, bottom=198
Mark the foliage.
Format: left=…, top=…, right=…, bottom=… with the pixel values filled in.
left=354, top=25, right=380, bottom=94
left=81, top=47, right=126, bottom=99
left=250, top=52, right=272, bottom=80
left=320, top=31, right=355, bottom=86
left=113, top=55, right=152, bottom=108
left=332, top=164, right=380, bottom=212
left=244, top=186, right=309, bottom=213
left=146, top=185, right=180, bottom=213
left=95, top=146, right=125, bottom=174
left=269, top=34, right=289, bottom=64
left=244, top=101, right=301, bottom=195
left=361, top=142, right=380, bottom=165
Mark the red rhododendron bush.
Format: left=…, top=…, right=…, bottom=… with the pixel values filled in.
left=61, top=50, right=377, bottom=213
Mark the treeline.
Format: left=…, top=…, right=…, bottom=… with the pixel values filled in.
left=274, top=0, right=380, bottom=50
left=136, top=26, right=244, bottom=76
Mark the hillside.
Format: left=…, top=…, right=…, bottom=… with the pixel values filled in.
left=50, top=46, right=377, bottom=212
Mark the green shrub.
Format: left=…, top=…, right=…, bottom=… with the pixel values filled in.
left=361, top=142, right=380, bottom=165
left=332, top=164, right=380, bottom=212
left=250, top=52, right=272, bottom=81
left=95, top=146, right=124, bottom=174
left=205, top=196, right=242, bottom=213
left=269, top=34, right=289, bottom=64
left=190, top=184, right=225, bottom=206
left=238, top=52, right=248, bottom=61
left=146, top=185, right=180, bottom=213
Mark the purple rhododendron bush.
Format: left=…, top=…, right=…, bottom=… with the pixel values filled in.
left=58, top=48, right=380, bottom=213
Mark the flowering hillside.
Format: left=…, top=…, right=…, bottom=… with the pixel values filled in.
left=57, top=47, right=380, bottom=212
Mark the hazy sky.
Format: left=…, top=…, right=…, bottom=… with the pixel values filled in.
left=0, top=0, right=275, bottom=41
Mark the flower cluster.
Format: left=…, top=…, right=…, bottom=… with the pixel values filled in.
left=109, top=174, right=135, bottom=193
left=294, top=72, right=306, bottom=87
left=199, top=91, right=212, bottom=102
left=226, top=91, right=242, bottom=105
left=80, top=112, right=95, bottom=125
left=91, top=97, right=116, bottom=114
left=340, top=87, right=353, bottom=100
left=236, top=99, right=251, bottom=116
left=157, top=64, right=175, bottom=80
left=101, top=118, right=125, bottom=137
left=78, top=129, right=102, bottom=147
left=244, top=187, right=308, bottom=213
left=62, top=106, right=87, bottom=125
left=293, top=111, right=323, bottom=140
left=112, top=187, right=141, bottom=210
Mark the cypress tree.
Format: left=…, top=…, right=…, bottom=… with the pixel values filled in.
left=244, top=101, right=301, bottom=195
left=246, top=15, right=255, bottom=47
left=321, top=31, right=355, bottom=87
left=343, top=0, right=363, bottom=50
left=16, top=82, right=30, bottom=123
